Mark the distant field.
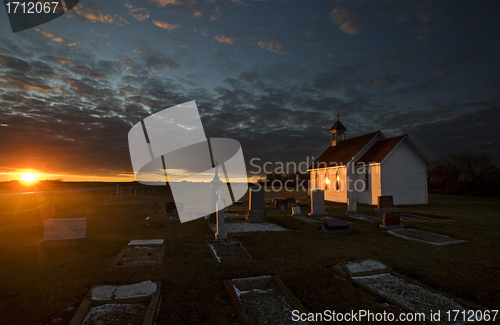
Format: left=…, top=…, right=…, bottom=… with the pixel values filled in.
left=0, top=188, right=499, bottom=325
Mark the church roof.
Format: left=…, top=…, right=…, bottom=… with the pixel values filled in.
left=355, top=134, right=405, bottom=165
left=309, top=131, right=380, bottom=169
left=330, top=120, right=346, bottom=131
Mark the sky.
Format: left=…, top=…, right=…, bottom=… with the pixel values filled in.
left=0, top=0, right=499, bottom=182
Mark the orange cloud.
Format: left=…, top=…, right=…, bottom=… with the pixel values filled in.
left=215, top=33, right=234, bottom=44
left=258, top=39, right=284, bottom=54
left=329, top=6, right=361, bottom=35
left=153, top=20, right=182, bottom=30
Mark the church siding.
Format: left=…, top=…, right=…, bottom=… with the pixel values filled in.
left=381, top=140, right=428, bottom=205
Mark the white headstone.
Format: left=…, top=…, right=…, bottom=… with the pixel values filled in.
left=43, top=218, right=86, bottom=241
left=292, top=206, right=302, bottom=216
left=347, top=198, right=357, bottom=213
left=215, top=197, right=227, bottom=240
left=309, top=190, right=326, bottom=217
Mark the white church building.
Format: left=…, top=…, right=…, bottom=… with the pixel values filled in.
left=308, top=116, right=432, bottom=205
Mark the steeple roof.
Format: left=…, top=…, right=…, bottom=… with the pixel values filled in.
left=330, top=120, right=346, bottom=131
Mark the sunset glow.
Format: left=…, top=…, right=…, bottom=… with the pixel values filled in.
left=19, top=172, right=38, bottom=183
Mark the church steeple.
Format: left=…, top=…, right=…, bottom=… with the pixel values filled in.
left=330, top=113, right=346, bottom=146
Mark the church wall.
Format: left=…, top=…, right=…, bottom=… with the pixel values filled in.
left=310, top=167, right=347, bottom=203
left=381, top=140, right=428, bottom=205
left=370, top=164, right=382, bottom=205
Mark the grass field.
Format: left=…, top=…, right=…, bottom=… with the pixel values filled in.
left=0, top=187, right=499, bottom=324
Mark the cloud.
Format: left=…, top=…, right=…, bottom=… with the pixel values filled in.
left=329, top=6, right=361, bottom=35
left=371, top=73, right=398, bottom=86
left=192, top=10, right=202, bottom=18
left=153, top=20, right=182, bottom=30
left=34, top=28, right=76, bottom=46
left=257, top=39, right=284, bottom=54
left=72, top=5, right=129, bottom=25
left=124, top=2, right=149, bottom=21
left=148, top=0, right=197, bottom=6
left=215, top=33, right=235, bottom=45
left=210, top=6, right=222, bottom=21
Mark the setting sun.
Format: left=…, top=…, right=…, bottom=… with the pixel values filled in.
left=20, top=172, right=38, bottom=183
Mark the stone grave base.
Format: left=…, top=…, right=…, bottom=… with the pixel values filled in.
left=209, top=222, right=288, bottom=233
left=207, top=239, right=253, bottom=262
left=292, top=215, right=322, bottom=223
left=224, top=275, right=319, bottom=325
left=379, top=224, right=404, bottom=231
left=333, top=259, right=482, bottom=324
left=110, top=240, right=165, bottom=268
left=307, top=212, right=329, bottom=217
left=69, top=281, right=161, bottom=325
left=38, top=238, right=90, bottom=247
left=245, top=210, right=269, bottom=223
left=387, top=229, right=466, bottom=245
left=374, top=207, right=398, bottom=217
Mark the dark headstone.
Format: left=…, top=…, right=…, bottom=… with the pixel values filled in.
left=286, top=198, right=296, bottom=206
left=165, top=202, right=176, bottom=214
left=232, top=201, right=243, bottom=205
left=151, top=203, right=162, bottom=214
left=249, top=187, right=266, bottom=210
left=322, top=220, right=350, bottom=234
left=275, top=199, right=287, bottom=209
left=383, top=212, right=400, bottom=226
left=378, top=196, right=394, bottom=209
left=324, top=221, right=349, bottom=231
left=297, top=201, right=310, bottom=207
left=264, top=201, right=270, bottom=205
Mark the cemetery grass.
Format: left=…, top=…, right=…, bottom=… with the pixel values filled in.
left=0, top=189, right=498, bottom=324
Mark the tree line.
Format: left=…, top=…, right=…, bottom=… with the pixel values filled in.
left=428, top=153, right=500, bottom=195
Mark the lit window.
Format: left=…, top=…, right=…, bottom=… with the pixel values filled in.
left=336, top=169, right=340, bottom=191
left=315, top=172, right=319, bottom=190
left=324, top=170, right=329, bottom=190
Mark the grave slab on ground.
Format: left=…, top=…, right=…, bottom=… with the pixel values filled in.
left=40, top=218, right=89, bottom=247
left=69, top=281, right=161, bottom=325
left=321, top=221, right=350, bottom=235
left=292, top=215, right=323, bottom=223
left=333, top=259, right=482, bottom=325
left=224, top=275, right=321, bottom=325
left=387, top=228, right=466, bottom=245
left=110, top=240, right=165, bottom=267
left=207, top=239, right=253, bottom=262
left=347, top=214, right=383, bottom=223
left=209, top=221, right=289, bottom=233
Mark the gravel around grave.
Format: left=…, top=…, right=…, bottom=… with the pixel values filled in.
left=231, top=276, right=310, bottom=325
left=82, top=302, right=149, bottom=325
left=209, top=240, right=251, bottom=262
left=116, top=246, right=161, bottom=266
left=353, top=273, right=472, bottom=325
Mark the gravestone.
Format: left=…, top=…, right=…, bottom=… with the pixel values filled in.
left=245, top=187, right=269, bottom=223
left=378, top=196, right=393, bottom=208
left=374, top=195, right=398, bottom=216
left=264, top=200, right=270, bottom=205
left=291, top=206, right=302, bottom=216
left=165, top=202, right=176, bottom=214
left=346, top=198, right=357, bottom=215
left=274, top=199, right=287, bottom=209
left=43, top=218, right=86, bottom=241
left=147, top=203, right=164, bottom=228
left=379, top=212, right=404, bottom=230
left=321, top=221, right=350, bottom=235
left=215, top=192, right=227, bottom=240
left=308, top=189, right=327, bottom=217
left=286, top=198, right=296, bottom=206
left=297, top=201, right=310, bottom=207
left=232, top=201, right=243, bottom=205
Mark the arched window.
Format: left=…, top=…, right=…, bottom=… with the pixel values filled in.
left=324, top=170, right=329, bottom=190
left=335, top=169, right=340, bottom=191
left=315, top=172, right=319, bottom=190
